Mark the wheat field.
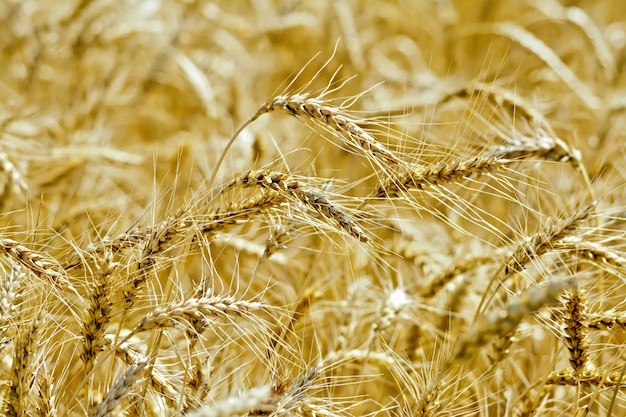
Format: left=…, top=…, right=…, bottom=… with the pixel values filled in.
left=2, top=0, right=626, bottom=416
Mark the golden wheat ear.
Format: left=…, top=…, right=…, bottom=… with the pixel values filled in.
left=446, top=278, right=574, bottom=368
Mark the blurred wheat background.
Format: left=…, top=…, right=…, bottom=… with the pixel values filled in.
left=2, top=0, right=626, bottom=416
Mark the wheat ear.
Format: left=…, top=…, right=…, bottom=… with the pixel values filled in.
left=183, top=356, right=213, bottom=413
left=546, top=369, right=626, bottom=387
left=556, top=238, right=626, bottom=275
left=186, top=385, right=272, bottom=417
left=447, top=278, right=573, bottom=367
left=0, top=264, right=25, bottom=350
left=86, top=192, right=282, bottom=258
left=260, top=94, right=405, bottom=165
left=502, top=201, right=596, bottom=277
left=81, top=253, right=116, bottom=376
left=224, top=169, right=369, bottom=242
left=7, top=311, right=43, bottom=417
left=207, top=92, right=405, bottom=192
left=475, top=200, right=594, bottom=323
left=561, top=289, right=591, bottom=374
left=107, top=336, right=178, bottom=409
left=128, top=295, right=269, bottom=337
left=420, top=251, right=503, bottom=299
left=34, top=367, right=56, bottom=417
left=122, top=208, right=192, bottom=310
left=91, top=359, right=149, bottom=417
left=0, top=238, right=74, bottom=291
left=370, top=155, right=512, bottom=200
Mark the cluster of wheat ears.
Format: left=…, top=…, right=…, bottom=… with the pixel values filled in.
left=2, top=0, right=626, bottom=416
